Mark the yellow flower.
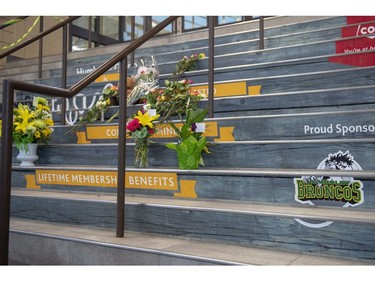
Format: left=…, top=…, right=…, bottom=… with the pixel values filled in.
left=33, top=96, right=47, bottom=107
left=42, top=128, right=51, bottom=137
left=36, top=104, right=50, bottom=111
left=199, top=53, right=206, bottom=58
left=134, top=111, right=160, bottom=128
left=13, top=105, right=35, bottom=133
left=45, top=118, right=54, bottom=126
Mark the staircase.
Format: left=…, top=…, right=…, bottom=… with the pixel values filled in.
left=3, top=16, right=375, bottom=265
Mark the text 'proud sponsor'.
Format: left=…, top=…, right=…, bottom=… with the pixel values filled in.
left=304, top=123, right=375, bottom=136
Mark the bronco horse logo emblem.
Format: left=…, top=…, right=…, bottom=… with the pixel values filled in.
left=294, top=150, right=364, bottom=228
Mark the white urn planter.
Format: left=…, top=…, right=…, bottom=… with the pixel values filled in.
left=16, top=143, right=39, bottom=167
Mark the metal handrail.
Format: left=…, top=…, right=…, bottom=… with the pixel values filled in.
left=0, top=16, right=180, bottom=265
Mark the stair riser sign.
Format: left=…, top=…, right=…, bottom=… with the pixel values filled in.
left=25, top=170, right=197, bottom=198
left=76, top=122, right=234, bottom=143
left=328, top=16, right=375, bottom=67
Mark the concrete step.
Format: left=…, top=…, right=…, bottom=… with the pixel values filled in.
left=10, top=218, right=370, bottom=265
left=11, top=139, right=375, bottom=170
left=4, top=38, right=345, bottom=97
left=11, top=188, right=375, bottom=223
left=182, top=64, right=375, bottom=94
left=24, top=49, right=375, bottom=111
left=11, top=164, right=375, bottom=209
left=10, top=189, right=375, bottom=261
left=49, top=108, right=375, bottom=145
left=6, top=18, right=354, bottom=92
left=1, top=17, right=343, bottom=79
left=47, top=84, right=375, bottom=126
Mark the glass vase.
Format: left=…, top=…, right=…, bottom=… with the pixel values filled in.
left=134, top=138, right=149, bottom=168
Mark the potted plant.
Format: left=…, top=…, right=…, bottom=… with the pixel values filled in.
left=166, top=108, right=210, bottom=169
left=13, top=97, right=54, bottom=166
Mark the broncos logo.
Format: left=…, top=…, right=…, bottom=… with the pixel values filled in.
left=294, top=150, right=364, bottom=228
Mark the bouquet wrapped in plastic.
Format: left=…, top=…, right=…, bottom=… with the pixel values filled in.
left=127, top=56, right=159, bottom=105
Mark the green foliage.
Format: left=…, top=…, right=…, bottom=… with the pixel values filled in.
left=166, top=108, right=209, bottom=169
left=174, top=135, right=207, bottom=169
left=170, top=108, right=208, bottom=141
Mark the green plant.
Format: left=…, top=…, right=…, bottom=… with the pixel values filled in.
left=166, top=108, right=209, bottom=169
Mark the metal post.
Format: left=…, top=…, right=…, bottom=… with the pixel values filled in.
left=130, top=16, right=135, bottom=67
left=207, top=16, right=215, bottom=118
left=61, top=24, right=68, bottom=125
left=116, top=57, right=128, bottom=237
left=0, top=80, right=15, bottom=265
left=259, top=16, right=264, bottom=50
left=88, top=16, right=92, bottom=49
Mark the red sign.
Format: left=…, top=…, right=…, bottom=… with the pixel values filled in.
left=328, top=16, right=375, bottom=67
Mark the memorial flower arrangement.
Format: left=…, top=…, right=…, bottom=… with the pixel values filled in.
left=171, top=53, right=206, bottom=80
left=145, top=52, right=206, bottom=118
left=155, top=52, right=205, bottom=120
left=166, top=108, right=209, bottom=169
left=143, top=53, right=208, bottom=169
left=127, top=57, right=159, bottom=105
left=68, top=83, right=120, bottom=133
left=67, top=52, right=207, bottom=169
left=70, top=57, right=159, bottom=132
left=146, top=78, right=204, bottom=123
left=126, top=109, right=160, bottom=167
left=13, top=96, right=54, bottom=151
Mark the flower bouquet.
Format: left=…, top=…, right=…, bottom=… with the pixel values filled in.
left=146, top=79, right=204, bottom=124
left=106, top=57, right=160, bottom=123
left=171, top=53, right=206, bottom=80
left=126, top=109, right=160, bottom=168
left=127, top=57, right=160, bottom=105
left=68, top=83, right=120, bottom=133
left=13, top=96, right=54, bottom=166
left=13, top=96, right=54, bottom=151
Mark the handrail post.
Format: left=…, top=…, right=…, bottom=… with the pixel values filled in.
left=259, top=16, right=264, bottom=50
left=116, top=57, right=128, bottom=237
left=208, top=16, right=215, bottom=118
left=130, top=16, right=135, bottom=67
left=61, top=24, right=68, bottom=125
left=0, top=80, right=15, bottom=265
left=88, top=16, right=93, bottom=49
